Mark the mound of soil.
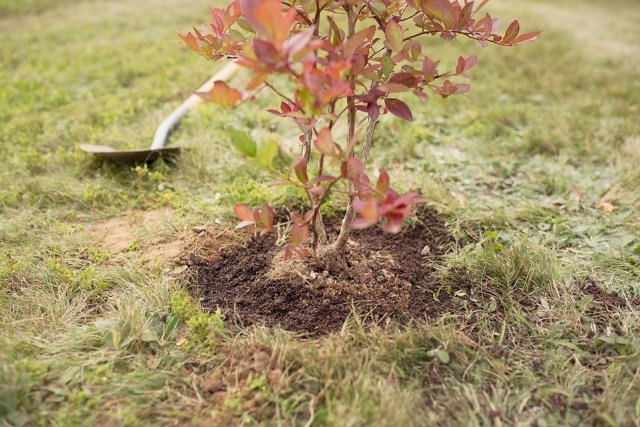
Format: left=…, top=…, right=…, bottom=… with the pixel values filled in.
left=190, top=205, right=452, bottom=335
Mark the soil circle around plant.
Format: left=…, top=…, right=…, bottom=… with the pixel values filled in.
left=190, top=205, right=454, bottom=335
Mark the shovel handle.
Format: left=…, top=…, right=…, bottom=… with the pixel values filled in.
left=150, top=61, right=241, bottom=150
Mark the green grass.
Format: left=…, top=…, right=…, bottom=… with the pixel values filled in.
left=1, top=0, right=640, bottom=425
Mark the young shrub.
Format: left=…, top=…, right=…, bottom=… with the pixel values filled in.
left=181, top=0, right=540, bottom=272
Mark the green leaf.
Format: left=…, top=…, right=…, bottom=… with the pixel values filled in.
left=228, top=29, right=245, bottom=42
left=256, top=140, right=279, bottom=168
left=163, top=315, right=180, bottom=340
left=237, top=18, right=255, bottom=33
left=428, top=348, right=450, bottom=364
left=140, top=327, right=159, bottom=343
left=298, top=88, right=314, bottom=114
left=436, top=349, right=450, bottom=364
left=229, top=129, right=257, bottom=157
left=382, top=55, right=394, bottom=77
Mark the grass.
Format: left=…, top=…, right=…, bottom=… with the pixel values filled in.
left=1, top=0, right=640, bottom=425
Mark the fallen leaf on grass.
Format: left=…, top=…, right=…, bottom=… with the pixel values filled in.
left=596, top=201, right=615, bottom=213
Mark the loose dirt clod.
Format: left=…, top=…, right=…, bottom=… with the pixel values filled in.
left=86, top=210, right=242, bottom=266
left=191, top=205, right=452, bottom=334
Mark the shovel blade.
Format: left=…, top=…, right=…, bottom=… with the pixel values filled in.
left=80, top=144, right=181, bottom=164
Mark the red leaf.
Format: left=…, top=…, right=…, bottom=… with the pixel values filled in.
left=383, top=215, right=404, bottom=234
left=241, top=0, right=295, bottom=46
left=234, top=204, right=254, bottom=222
left=292, top=157, right=309, bottom=184
left=465, top=55, right=478, bottom=71
left=405, top=40, right=422, bottom=60
left=367, top=103, right=380, bottom=122
left=389, top=72, right=418, bottom=88
left=423, top=0, right=456, bottom=28
left=513, top=31, right=543, bottom=45
left=457, top=2, right=474, bottom=28
left=252, top=39, right=280, bottom=66
left=314, top=127, right=339, bottom=157
left=246, top=73, right=267, bottom=90
left=378, top=82, right=411, bottom=93
left=285, top=224, right=310, bottom=260
left=422, top=56, right=438, bottom=81
left=344, top=25, right=376, bottom=57
left=290, top=224, right=308, bottom=245
left=257, top=203, right=275, bottom=231
left=503, top=20, right=520, bottom=44
left=294, top=247, right=310, bottom=258
left=352, top=198, right=380, bottom=229
left=456, top=55, right=478, bottom=76
left=309, top=186, right=327, bottom=196
left=376, top=171, right=390, bottom=195
left=196, top=81, right=243, bottom=108
left=385, top=20, right=404, bottom=52
left=284, top=247, right=293, bottom=261
left=178, top=32, right=200, bottom=52
left=346, top=157, right=365, bottom=178
left=384, top=98, right=413, bottom=122
left=283, top=26, right=317, bottom=61
left=456, top=56, right=466, bottom=75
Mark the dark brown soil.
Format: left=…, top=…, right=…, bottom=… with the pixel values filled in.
left=190, top=205, right=452, bottom=335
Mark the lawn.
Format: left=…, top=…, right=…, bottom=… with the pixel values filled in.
left=1, top=0, right=639, bottom=425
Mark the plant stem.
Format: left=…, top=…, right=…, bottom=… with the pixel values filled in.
left=302, top=127, right=328, bottom=246
left=332, top=5, right=358, bottom=255
left=332, top=44, right=390, bottom=257
left=264, top=80, right=298, bottom=110
left=302, top=127, right=313, bottom=163
left=332, top=116, right=378, bottom=253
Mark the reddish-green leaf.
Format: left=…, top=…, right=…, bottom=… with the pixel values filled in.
left=290, top=224, right=308, bottom=245
left=457, top=2, right=474, bottom=28
left=241, top=0, right=295, bottom=46
left=178, top=32, right=200, bottom=52
left=344, top=25, right=376, bottom=57
left=292, top=157, right=309, bottom=184
left=385, top=98, right=413, bottom=122
left=379, top=82, right=411, bottom=93
left=423, top=0, right=456, bottom=28
left=196, top=81, right=242, bottom=108
left=376, top=171, right=390, bottom=195
left=456, top=55, right=478, bottom=75
left=256, top=203, right=275, bottom=231
left=352, top=198, right=379, bottom=229
left=234, top=204, right=255, bottom=222
left=314, top=127, right=339, bottom=157
left=514, top=31, right=543, bottom=45
left=385, top=20, right=404, bottom=52
left=503, top=20, right=520, bottom=44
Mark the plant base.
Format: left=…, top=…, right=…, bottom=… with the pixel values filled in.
left=190, top=205, right=453, bottom=335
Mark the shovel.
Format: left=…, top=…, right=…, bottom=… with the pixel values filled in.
left=80, top=61, right=240, bottom=164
